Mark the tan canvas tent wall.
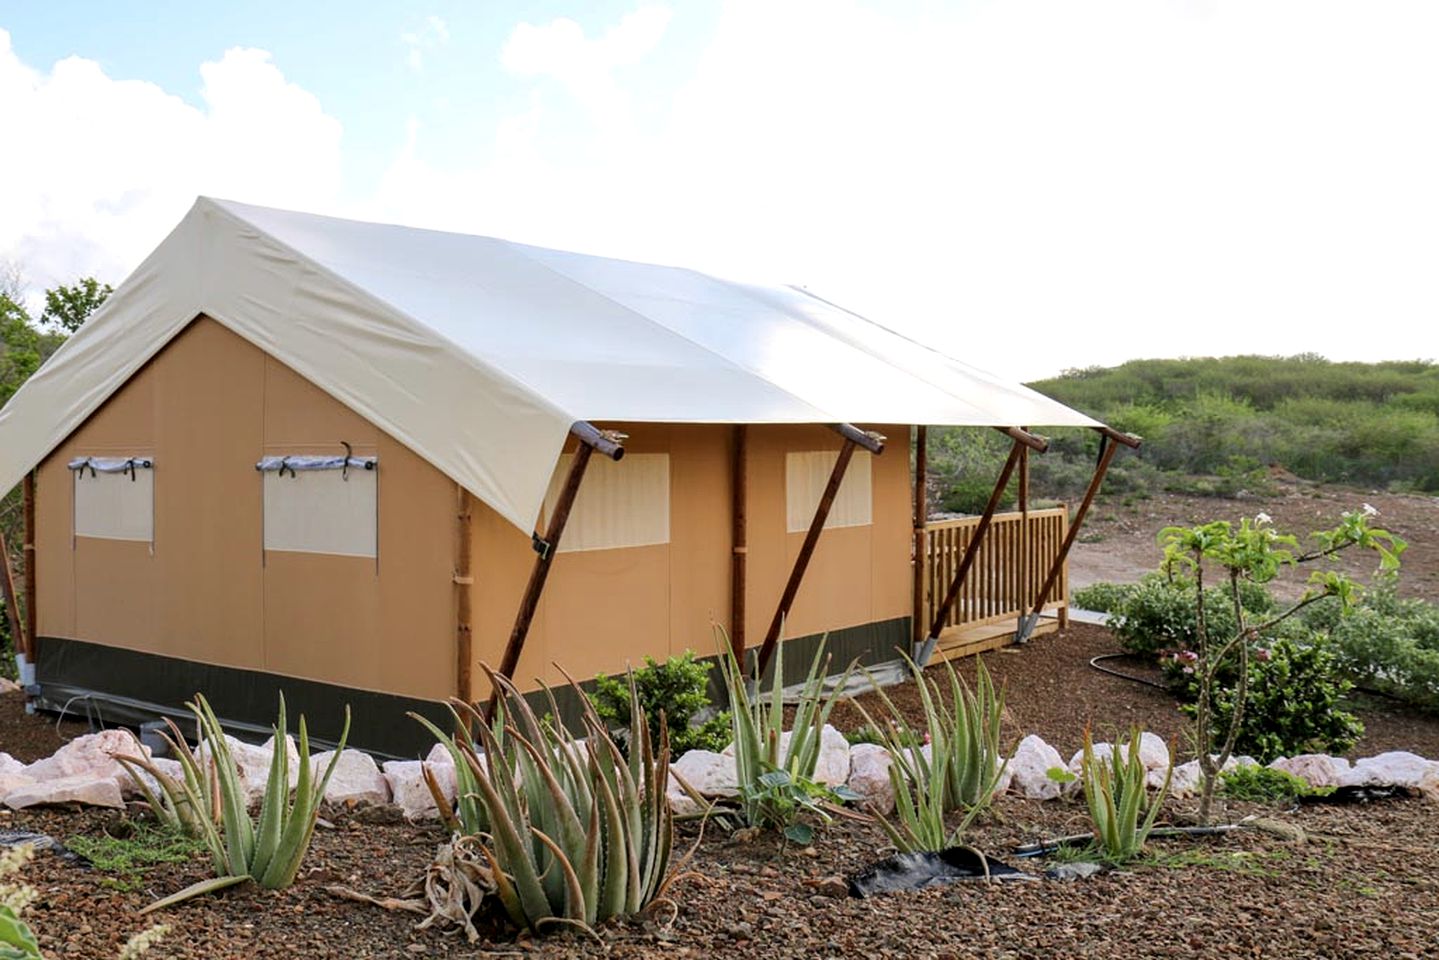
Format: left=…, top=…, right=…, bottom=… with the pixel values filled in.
left=0, top=199, right=1103, bottom=755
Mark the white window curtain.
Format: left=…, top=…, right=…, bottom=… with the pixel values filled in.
left=259, top=455, right=378, bottom=558
left=70, top=456, right=155, bottom=542
left=785, top=450, right=872, bottom=532
left=543, top=452, right=670, bottom=553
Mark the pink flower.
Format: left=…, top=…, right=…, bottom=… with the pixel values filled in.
left=1177, top=650, right=1199, bottom=663
left=1254, top=648, right=1273, bottom=662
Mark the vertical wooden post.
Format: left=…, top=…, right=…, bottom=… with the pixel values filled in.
left=0, top=528, right=24, bottom=660
left=730, top=425, right=747, bottom=661
left=488, top=423, right=624, bottom=720
left=455, top=486, right=474, bottom=704
left=911, top=425, right=927, bottom=649
left=22, top=473, right=35, bottom=656
left=1015, top=428, right=1137, bottom=642
left=755, top=424, right=885, bottom=678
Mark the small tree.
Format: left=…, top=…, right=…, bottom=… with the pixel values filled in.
left=41, top=277, right=112, bottom=333
left=1160, top=507, right=1403, bottom=824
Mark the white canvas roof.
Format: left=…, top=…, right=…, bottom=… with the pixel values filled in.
left=0, top=198, right=1100, bottom=531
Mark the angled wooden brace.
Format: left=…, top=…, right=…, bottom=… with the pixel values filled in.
left=754, top=424, right=885, bottom=679
left=485, top=422, right=626, bottom=720
left=913, top=427, right=1048, bottom=665
left=1014, top=425, right=1141, bottom=643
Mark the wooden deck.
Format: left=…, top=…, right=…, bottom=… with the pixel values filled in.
left=918, top=508, right=1070, bottom=658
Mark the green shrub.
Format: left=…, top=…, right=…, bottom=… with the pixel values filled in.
left=1107, top=574, right=1277, bottom=661
left=1194, top=636, right=1363, bottom=763
left=939, top=475, right=1015, bottom=515
left=591, top=650, right=730, bottom=756
left=1309, top=583, right=1439, bottom=713
left=1071, top=581, right=1136, bottom=614
left=1219, top=765, right=1322, bottom=804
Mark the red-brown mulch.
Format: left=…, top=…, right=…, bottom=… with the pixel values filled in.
left=3, top=623, right=1439, bottom=958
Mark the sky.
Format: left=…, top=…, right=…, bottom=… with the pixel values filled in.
left=1, top=0, right=1436, bottom=382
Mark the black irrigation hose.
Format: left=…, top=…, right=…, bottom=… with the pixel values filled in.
left=1014, top=824, right=1246, bottom=858
left=1089, top=652, right=1171, bottom=691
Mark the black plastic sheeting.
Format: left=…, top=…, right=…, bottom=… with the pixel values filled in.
left=848, top=847, right=1035, bottom=897
left=0, top=829, right=88, bottom=864
left=1299, top=784, right=1419, bottom=805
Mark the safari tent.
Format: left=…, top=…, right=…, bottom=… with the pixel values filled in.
left=0, top=199, right=1128, bottom=756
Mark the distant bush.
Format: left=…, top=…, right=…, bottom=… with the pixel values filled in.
left=1303, top=581, right=1439, bottom=713
left=1100, top=574, right=1278, bottom=661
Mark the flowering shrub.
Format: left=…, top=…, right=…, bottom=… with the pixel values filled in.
left=1158, top=508, right=1402, bottom=822
left=1081, top=573, right=1277, bottom=660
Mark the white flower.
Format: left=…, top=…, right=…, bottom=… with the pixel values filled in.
left=1362, top=503, right=1379, bottom=517
left=1254, top=512, right=1272, bottom=525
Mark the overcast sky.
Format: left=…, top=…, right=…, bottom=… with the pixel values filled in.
left=2, top=1, right=1436, bottom=381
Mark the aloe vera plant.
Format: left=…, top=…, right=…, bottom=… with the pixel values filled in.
left=716, top=629, right=855, bottom=838
left=853, top=656, right=1008, bottom=851
left=120, top=693, right=350, bottom=913
left=1080, top=728, right=1173, bottom=863
left=414, top=665, right=679, bottom=936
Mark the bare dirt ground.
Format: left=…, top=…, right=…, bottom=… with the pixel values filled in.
left=1068, top=477, right=1439, bottom=604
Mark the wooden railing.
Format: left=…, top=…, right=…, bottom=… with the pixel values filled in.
left=920, top=507, right=1069, bottom=640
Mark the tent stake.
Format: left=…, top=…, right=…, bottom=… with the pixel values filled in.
left=755, top=424, right=885, bottom=678
left=730, top=425, right=748, bottom=661
left=1014, top=427, right=1140, bottom=643
left=916, top=437, right=1025, bottom=664
left=487, top=423, right=625, bottom=719
left=911, top=426, right=928, bottom=650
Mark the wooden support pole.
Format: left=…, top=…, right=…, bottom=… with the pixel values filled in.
left=921, top=439, right=1026, bottom=657
left=995, top=425, right=1049, bottom=453
left=487, top=423, right=624, bottom=719
left=730, top=425, right=748, bottom=661
left=22, top=472, right=36, bottom=659
left=455, top=487, right=474, bottom=704
left=0, top=527, right=24, bottom=662
left=1016, top=429, right=1126, bottom=642
left=912, top=425, right=927, bottom=648
left=755, top=424, right=886, bottom=678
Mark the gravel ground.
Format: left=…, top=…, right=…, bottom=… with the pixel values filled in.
left=3, top=623, right=1438, bottom=958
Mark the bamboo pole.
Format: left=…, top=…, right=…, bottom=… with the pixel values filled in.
left=22, top=472, right=36, bottom=658
left=487, top=423, right=624, bottom=719
left=0, top=527, right=24, bottom=660
left=912, top=425, right=927, bottom=648
left=455, top=486, right=474, bottom=704
left=730, top=425, right=748, bottom=661
left=755, top=424, right=885, bottom=678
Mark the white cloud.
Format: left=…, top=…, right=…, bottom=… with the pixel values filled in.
left=376, top=0, right=1439, bottom=380
left=501, top=5, right=671, bottom=133
left=0, top=31, right=343, bottom=304
left=402, top=15, right=450, bottom=72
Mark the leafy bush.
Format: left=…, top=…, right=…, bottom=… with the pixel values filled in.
left=1219, top=765, right=1322, bottom=804
left=1106, top=574, right=1277, bottom=660
left=1194, top=636, right=1363, bottom=764
left=1308, top=582, right=1439, bottom=713
left=1071, top=581, right=1135, bottom=614
left=591, top=650, right=730, bottom=756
